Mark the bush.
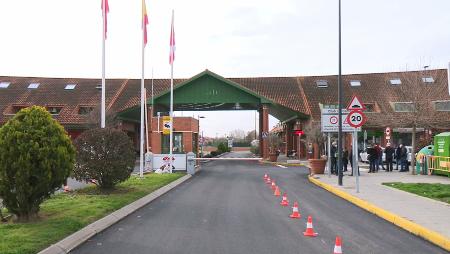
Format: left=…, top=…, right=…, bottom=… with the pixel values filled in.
left=0, top=106, right=75, bottom=221
left=210, top=151, right=218, bottom=157
left=73, top=128, right=135, bottom=189
left=217, top=142, right=231, bottom=153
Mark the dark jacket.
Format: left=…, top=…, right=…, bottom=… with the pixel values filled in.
left=342, top=150, right=349, bottom=164
left=330, top=145, right=337, bottom=158
left=400, top=146, right=408, bottom=160
left=367, top=147, right=377, bottom=162
left=385, top=146, right=395, bottom=160
left=395, top=147, right=401, bottom=159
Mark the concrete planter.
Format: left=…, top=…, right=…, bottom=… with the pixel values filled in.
left=308, top=158, right=327, bottom=174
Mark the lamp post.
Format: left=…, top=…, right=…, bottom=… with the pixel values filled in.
left=198, top=116, right=205, bottom=157
left=337, top=0, right=344, bottom=186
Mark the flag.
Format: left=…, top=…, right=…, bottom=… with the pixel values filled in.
left=101, top=0, right=109, bottom=39
left=169, top=10, right=175, bottom=64
left=142, top=0, right=149, bottom=45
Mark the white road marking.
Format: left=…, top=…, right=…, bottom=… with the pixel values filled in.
left=277, top=165, right=287, bottom=168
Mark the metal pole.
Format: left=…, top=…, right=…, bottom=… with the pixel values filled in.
left=337, top=0, right=344, bottom=186
left=139, top=11, right=146, bottom=178
left=328, top=133, right=331, bottom=177
left=354, top=130, right=359, bottom=193
left=101, top=0, right=106, bottom=128
left=169, top=10, right=175, bottom=173
left=201, top=131, right=204, bottom=158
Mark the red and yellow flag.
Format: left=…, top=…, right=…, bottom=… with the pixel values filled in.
left=101, top=0, right=109, bottom=39
left=142, top=0, right=149, bottom=45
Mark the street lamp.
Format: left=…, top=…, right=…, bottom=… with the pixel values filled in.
left=198, top=116, right=205, bottom=157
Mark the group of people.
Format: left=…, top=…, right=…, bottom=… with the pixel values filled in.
left=329, top=142, right=409, bottom=174
left=366, top=143, right=409, bottom=173
left=330, top=142, right=359, bottom=176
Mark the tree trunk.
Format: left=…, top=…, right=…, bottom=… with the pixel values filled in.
left=411, top=126, right=416, bottom=175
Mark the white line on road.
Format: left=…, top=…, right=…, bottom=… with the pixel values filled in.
left=277, top=165, right=287, bottom=168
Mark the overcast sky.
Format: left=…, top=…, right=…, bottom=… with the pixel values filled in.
left=1, top=0, right=449, bottom=137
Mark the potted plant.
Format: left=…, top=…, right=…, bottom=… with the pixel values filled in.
left=268, top=133, right=282, bottom=162
left=304, top=121, right=327, bottom=174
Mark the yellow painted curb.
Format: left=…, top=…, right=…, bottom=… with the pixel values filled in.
left=308, top=176, right=450, bottom=252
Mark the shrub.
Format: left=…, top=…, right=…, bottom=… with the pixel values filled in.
left=0, top=106, right=75, bottom=221
left=210, top=151, right=218, bottom=157
left=73, top=128, right=135, bottom=189
left=217, top=142, right=230, bottom=153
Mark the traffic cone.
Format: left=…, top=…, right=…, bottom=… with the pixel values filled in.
left=274, top=186, right=281, bottom=196
left=271, top=181, right=277, bottom=191
left=289, top=202, right=301, bottom=219
left=333, top=236, right=342, bottom=254
left=303, top=216, right=318, bottom=237
left=266, top=177, right=272, bottom=184
left=280, top=192, right=289, bottom=206
left=63, top=185, right=70, bottom=192
left=264, top=173, right=268, bottom=180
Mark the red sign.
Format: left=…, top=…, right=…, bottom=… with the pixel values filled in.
left=293, top=130, right=304, bottom=136
left=346, top=95, right=366, bottom=111
left=346, top=110, right=367, bottom=128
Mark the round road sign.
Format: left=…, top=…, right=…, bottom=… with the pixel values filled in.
left=347, top=110, right=367, bottom=128
left=330, top=116, right=338, bottom=124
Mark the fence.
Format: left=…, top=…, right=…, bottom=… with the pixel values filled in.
left=426, top=155, right=450, bottom=177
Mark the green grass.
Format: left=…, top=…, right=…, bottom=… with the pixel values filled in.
left=382, top=182, right=450, bottom=204
left=0, top=173, right=184, bottom=254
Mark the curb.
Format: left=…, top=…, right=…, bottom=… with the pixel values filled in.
left=308, top=175, right=450, bottom=252
left=38, top=174, right=192, bottom=254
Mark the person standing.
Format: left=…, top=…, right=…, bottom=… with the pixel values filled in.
left=395, top=144, right=402, bottom=170
left=374, top=144, right=382, bottom=172
left=342, top=148, right=349, bottom=172
left=384, top=143, right=395, bottom=172
left=330, top=142, right=337, bottom=175
left=367, top=146, right=377, bottom=173
left=400, top=144, right=408, bottom=172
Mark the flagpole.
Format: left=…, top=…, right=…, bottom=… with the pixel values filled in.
left=169, top=10, right=174, bottom=173
left=139, top=3, right=146, bottom=178
left=151, top=67, right=154, bottom=151
left=101, top=0, right=106, bottom=128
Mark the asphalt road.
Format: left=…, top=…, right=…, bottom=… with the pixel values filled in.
left=70, top=152, right=447, bottom=254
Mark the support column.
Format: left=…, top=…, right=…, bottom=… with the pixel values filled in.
left=259, top=104, right=269, bottom=159
left=286, top=122, right=293, bottom=155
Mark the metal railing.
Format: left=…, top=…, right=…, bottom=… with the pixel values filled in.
left=426, top=155, right=450, bottom=176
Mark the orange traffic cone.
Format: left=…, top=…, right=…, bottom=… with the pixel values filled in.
left=63, top=185, right=70, bottom=192
left=264, top=173, right=268, bottom=180
left=274, top=186, right=281, bottom=196
left=289, top=201, right=301, bottom=219
left=303, top=216, right=318, bottom=237
left=333, top=236, right=342, bottom=254
left=266, top=177, right=272, bottom=184
left=271, top=181, right=277, bottom=191
left=280, top=192, right=289, bottom=206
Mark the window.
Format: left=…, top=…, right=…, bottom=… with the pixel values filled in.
left=422, top=77, right=434, bottom=83
left=28, top=83, right=40, bottom=89
left=392, top=102, right=415, bottom=112
left=350, top=80, right=361, bottom=87
left=12, top=105, right=28, bottom=114
left=161, top=133, right=183, bottom=154
left=65, top=84, right=76, bottom=90
left=78, top=106, right=94, bottom=115
left=364, top=103, right=378, bottom=112
left=434, top=101, right=450, bottom=111
left=389, top=78, right=402, bottom=85
left=0, top=82, right=10, bottom=88
left=46, top=106, right=63, bottom=115
left=316, top=80, right=328, bottom=88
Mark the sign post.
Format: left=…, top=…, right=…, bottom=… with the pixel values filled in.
left=346, top=95, right=367, bottom=193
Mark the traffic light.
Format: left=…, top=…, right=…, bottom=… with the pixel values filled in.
left=293, top=130, right=304, bottom=136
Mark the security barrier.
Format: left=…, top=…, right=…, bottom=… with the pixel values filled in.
left=426, top=155, right=450, bottom=177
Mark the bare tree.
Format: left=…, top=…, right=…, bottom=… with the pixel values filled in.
left=386, top=68, right=449, bottom=174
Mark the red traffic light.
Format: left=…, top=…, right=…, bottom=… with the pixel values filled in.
left=293, top=130, right=304, bottom=136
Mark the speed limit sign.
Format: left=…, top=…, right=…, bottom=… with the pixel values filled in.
left=347, top=110, right=367, bottom=128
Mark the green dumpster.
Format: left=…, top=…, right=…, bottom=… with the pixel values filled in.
left=416, top=145, right=433, bottom=174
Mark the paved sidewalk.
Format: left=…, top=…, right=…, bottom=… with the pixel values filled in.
left=312, top=167, right=450, bottom=239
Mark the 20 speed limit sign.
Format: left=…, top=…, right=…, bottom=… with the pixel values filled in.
left=347, top=110, right=367, bottom=128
